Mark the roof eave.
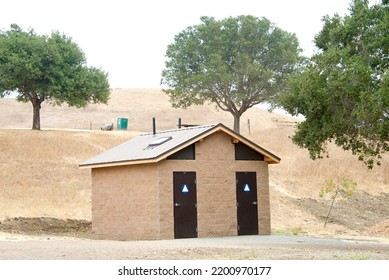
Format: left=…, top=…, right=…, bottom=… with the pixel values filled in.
left=79, top=158, right=158, bottom=169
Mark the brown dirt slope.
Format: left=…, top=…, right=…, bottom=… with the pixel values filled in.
left=367, top=219, right=389, bottom=236
left=295, top=192, right=389, bottom=233
left=0, top=217, right=91, bottom=237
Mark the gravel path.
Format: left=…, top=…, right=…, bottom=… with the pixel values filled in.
left=1, top=233, right=389, bottom=260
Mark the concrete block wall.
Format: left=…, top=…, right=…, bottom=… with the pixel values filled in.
left=92, top=164, right=160, bottom=240
left=158, top=131, right=271, bottom=239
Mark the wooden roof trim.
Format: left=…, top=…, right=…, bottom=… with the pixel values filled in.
left=79, top=158, right=158, bottom=169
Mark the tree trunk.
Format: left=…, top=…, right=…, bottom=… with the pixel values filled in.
left=233, top=114, right=240, bottom=133
left=32, top=100, right=42, bottom=130
left=324, top=186, right=340, bottom=227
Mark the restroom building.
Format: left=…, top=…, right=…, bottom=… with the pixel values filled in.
left=79, top=123, right=280, bottom=240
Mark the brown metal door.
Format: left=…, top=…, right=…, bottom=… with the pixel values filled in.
left=173, top=171, right=197, bottom=239
left=236, top=172, right=259, bottom=235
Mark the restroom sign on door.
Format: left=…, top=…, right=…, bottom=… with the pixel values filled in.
left=244, top=184, right=250, bottom=192
left=181, top=184, right=189, bottom=193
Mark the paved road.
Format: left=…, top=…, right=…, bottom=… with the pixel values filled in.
left=1, top=234, right=389, bottom=259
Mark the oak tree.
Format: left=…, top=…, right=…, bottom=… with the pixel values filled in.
left=281, top=0, right=389, bottom=168
left=0, top=24, right=110, bottom=130
left=161, top=16, right=302, bottom=132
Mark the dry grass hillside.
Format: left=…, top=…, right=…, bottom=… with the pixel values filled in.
left=0, top=88, right=388, bottom=237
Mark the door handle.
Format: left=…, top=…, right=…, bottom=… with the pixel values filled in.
left=252, top=201, right=257, bottom=205
left=175, top=203, right=181, bottom=207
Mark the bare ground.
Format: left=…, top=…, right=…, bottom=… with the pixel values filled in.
left=0, top=217, right=92, bottom=238
left=294, top=192, right=389, bottom=235
left=0, top=210, right=389, bottom=260
left=1, top=229, right=389, bottom=260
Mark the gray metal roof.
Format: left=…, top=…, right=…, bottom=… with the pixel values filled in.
left=79, top=123, right=280, bottom=168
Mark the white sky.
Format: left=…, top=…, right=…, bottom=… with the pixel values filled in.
left=1, top=0, right=362, bottom=88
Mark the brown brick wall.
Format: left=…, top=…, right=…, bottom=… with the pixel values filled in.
left=158, top=131, right=270, bottom=238
left=91, top=130, right=271, bottom=240
left=257, top=166, right=271, bottom=235
left=92, top=164, right=160, bottom=240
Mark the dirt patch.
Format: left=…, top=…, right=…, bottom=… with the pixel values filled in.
left=0, top=217, right=92, bottom=238
left=366, top=219, right=389, bottom=236
left=294, top=192, right=389, bottom=235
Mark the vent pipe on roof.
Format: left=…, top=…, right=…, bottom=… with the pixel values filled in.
left=152, top=117, right=156, bottom=135
left=178, top=118, right=182, bottom=129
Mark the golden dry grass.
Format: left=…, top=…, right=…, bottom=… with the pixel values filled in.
left=0, top=88, right=388, bottom=235
left=0, top=129, right=136, bottom=220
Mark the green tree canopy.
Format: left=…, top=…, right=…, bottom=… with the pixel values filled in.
left=281, top=0, right=389, bottom=168
left=161, top=15, right=302, bottom=132
left=0, top=24, right=110, bottom=130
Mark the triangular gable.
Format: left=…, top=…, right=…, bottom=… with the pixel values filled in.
left=210, top=124, right=280, bottom=164
left=79, top=123, right=280, bottom=169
